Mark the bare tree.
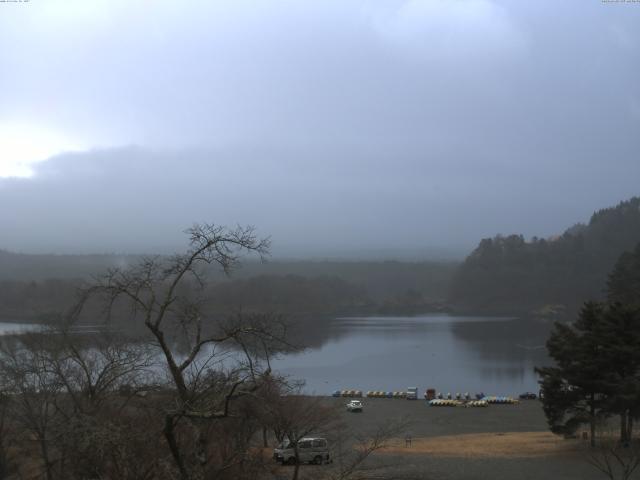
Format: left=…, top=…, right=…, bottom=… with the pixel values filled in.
left=0, top=320, right=159, bottom=480
left=0, top=391, right=17, bottom=478
left=0, top=332, right=64, bottom=480
left=327, top=417, right=410, bottom=480
left=265, top=392, right=340, bottom=480
left=46, top=326, right=155, bottom=414
left=587, top=427, right=640, bottom=480
left=47, top=327, right=159, bottom=479
left=76, top=224, right=297, bottom=479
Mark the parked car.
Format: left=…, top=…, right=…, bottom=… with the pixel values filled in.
left=519, top=392, right=537, bottom=400
left=273, top=437, right=330, bottom=465
left=346, top=400, right=363, bottom=412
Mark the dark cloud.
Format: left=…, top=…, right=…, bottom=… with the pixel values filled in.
left=0, top=1, right=638, bottom=257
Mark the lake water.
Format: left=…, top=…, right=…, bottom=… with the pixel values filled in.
left=272, top=315, right=552, bottom=397
left=0, top=322, right=41, bottom=335
left=0, top=316, right=553, bottom=398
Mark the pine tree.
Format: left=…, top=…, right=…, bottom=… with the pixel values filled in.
left=605, top=243, right=640, bottom=444
left=607, top=242, right=640, bottom=309
left=536, top=302, right=610, bottom=446
left=598, top=304, right=640, bottom=445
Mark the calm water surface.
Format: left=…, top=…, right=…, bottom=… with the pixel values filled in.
left=0, top=322, right=41, bottom=335
left=0, top=316, right=553, bottom=397
left=272, top=315, right=552, bottom=396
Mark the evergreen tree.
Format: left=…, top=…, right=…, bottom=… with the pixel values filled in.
left=452, top=197, right=640, bottom=314
left=598, top=303, right=640, bottom=444
left=605, top=243, right=640, bottom=443
left=537, top=228, right=640, bottom=447
left=607, top=242, right=640, bottom=309
left=536, top=302, right=610, bottom=446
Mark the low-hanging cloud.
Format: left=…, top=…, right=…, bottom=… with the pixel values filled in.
left=0, top=0, right=638, bottom=256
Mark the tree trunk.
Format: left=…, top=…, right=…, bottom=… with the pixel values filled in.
left=149, top=326, right=189, bottom=400
left=623, top=411, right=633, bottom=447
left=39, top=435, right=53, bottom=480
left=262, top=426, right=268, bottom=448
left=590, top=395, right=596, bottom=447
left=292, top=444, right=300, bottom=480
left=621, top=412, right=629, bottom=445
left=164, top=414, right=190, bottom=480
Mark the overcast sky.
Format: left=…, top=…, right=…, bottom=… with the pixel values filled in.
left=0, top=0, right=638, bottom=258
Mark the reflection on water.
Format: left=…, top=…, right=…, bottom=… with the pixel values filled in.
left=0, top=316, right=553, bottom=397
left=272, top=315, right=552, bottom=396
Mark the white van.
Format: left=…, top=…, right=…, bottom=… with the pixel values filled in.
left=273, top=437, right=330, bottom=465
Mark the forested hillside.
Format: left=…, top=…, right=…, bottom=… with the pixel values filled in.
left=0, top=250, right=133, bottom=280
left=0, top=254, right=456, bottom=321
left=450, top=197, right=640, bottom=316
left=0, top=275, right=372, bottom=324
left=0, top=250, right=456, bottom=302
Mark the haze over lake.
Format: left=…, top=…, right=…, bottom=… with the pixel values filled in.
left=273, top=315, right=551, bottom=396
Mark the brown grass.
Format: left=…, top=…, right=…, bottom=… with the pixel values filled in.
left=381, top=432, right=582, bottom=458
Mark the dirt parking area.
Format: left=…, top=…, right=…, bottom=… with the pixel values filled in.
left=312, top=397, right=607, bottom=480
left=381, top=431, right=578, bottom=457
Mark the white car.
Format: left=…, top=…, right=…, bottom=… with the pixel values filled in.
left=346, top=400, right=363, bottom=412
left=273, top=437, right=330, bottom=465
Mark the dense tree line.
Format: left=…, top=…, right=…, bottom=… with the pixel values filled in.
left=0, top=242, right=458, bottom=316
left=0, top=250, right=133, bottom=281
left=0, top=250, right=458, bottom=303
left=206, top=275, right=370, bottom=315
left=235, top=260, right=457, bottom=303
left=0, top=279, right=79, bottom=322
left=0, top=266, right=456, bottom=323
left=0, top=275, right=371, bottom=323
left=450, top=197, right=640, bottom=315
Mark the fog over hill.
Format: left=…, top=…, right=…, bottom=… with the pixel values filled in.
left=1, top=1, right=639, bottom=256
left=1, top=146, right=638, bottom=258
left=451, top=197, right=640, bottom=316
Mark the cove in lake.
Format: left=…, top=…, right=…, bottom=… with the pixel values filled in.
left=272, top=315, right=552, bottom=396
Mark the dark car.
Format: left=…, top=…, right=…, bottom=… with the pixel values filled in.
left=519, top=392, right=537, bottom=400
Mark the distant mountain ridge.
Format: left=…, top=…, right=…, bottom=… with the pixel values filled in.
left=0, top=249, right=457, bottom=322
left=450, top=197, right=640, bottom=316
